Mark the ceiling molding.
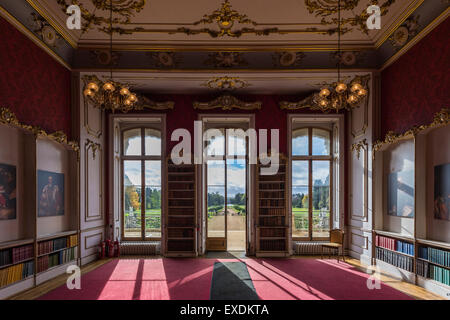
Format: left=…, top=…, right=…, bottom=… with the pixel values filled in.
left=26, top=0, right=78, bottom=48
left=374, top=0, right=425, bottom=49
left=0, top=5, right=71, bottom=70
left=193, top=95, right=261, bottom=110
left=381, top=6, right=450, bottom=71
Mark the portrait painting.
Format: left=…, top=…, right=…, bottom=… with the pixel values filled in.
left=0, top=163, right=16, bottom=220
left=388, top=170, right=414, bottom=218
left=434, top=163, right=450, bottom=221
left=38, top=170, right=64, bottom=217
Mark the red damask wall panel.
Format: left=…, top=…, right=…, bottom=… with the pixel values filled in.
left=381, top=17, right=450, bottom=137
left=0, top=17, right=72, bottom=137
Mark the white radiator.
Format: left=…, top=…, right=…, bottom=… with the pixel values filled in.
left=292, top=242, right=334, bottom=255
left=120, top=241, right=161, bottom=256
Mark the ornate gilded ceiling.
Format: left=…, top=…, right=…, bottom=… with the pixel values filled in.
left=0, top=0, right=448, bottom=76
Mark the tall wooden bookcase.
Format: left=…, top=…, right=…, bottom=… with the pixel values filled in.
left=256, top=155, right=290, bottom=257
left=0, top=108, right=80, bottom=299
left=164, top=159, right=197, bottom=257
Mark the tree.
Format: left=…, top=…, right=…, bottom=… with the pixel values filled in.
left=292, top=193, right=304, bottom=208
left=208, top=192, right=225, bottom=206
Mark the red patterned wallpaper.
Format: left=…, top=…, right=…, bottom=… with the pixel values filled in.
left=0, top=17, right=72, bottom=137
left=381, top=17, right=450, bottom=137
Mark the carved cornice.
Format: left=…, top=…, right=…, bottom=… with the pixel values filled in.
left=193, top=95, right=261, bottom=111
left=373, top=107, right=449, bottom=153
left=279, top=95, right=317, bottom=111
left=203, top=76, right=250, bottom=90
left=0, top=107, right=80, bottom=156
left=136, top=95, right=175, bottom=110
left=351, top=138, right=367, bottom=160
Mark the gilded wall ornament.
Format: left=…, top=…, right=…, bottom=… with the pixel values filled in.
left=331, top=51, right=365, bottom=66
left=372, top=108, right=449, bottom=154
left=30, top=13, right=62, bottom=47
left=90, top=49, right=121, bottom=66
left=272, top=52, right=306, bottom=67
left=389, top=15, right=420, bottom=50
left=204, top=52, right=247, bottom=68
left=136, top=95, right=175, bottom=110
left=305, top=0, right=396, bottom=34
left=85, top=139, right=102, bottom=160
left=193, top=95, right=261, bottom=110
left=351, top=139, right=368, bottom=160
left=0, top=107, right=80, bottom=155
left=147, top=52, right=181, bottom=68
left=203, top=77, right=250, bottom=90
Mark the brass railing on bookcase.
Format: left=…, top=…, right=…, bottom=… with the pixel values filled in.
left=164, top=157, right=197, bottom=257
left=255, top=155, right=290, bottom=257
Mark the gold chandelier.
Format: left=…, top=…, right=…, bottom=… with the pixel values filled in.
left=314, top=0, right=367, bottom=112
left=83, top=0, right=138, bottom=113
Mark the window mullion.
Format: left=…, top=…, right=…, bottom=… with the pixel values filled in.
left=141, top=128, right=145, bottom=240
left=308, top=159, right=312, bottom=241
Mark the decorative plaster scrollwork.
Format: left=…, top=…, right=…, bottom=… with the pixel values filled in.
left=193, top=95, right=261, bottom=110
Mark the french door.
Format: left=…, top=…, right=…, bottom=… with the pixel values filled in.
left=205, top=129, right=248, bottom=251
left=121, top=127, right=162, bottom=240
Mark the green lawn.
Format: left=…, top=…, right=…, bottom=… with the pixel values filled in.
left=292, top=208, right=328, bottom=216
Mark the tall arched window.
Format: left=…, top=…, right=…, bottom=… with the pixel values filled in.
left=291, top=127, right=332, bottom=240
left=122, top=127, right=162, bottom=240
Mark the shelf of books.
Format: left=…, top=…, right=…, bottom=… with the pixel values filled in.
left=416, top=241, right=450, bottom=296
left=374, top=233, right=415, bottom=278
left=256, top=156, right=289, bottom=257
left=0, top=239, right=35, bottom=298
left=35, top=232, right=78, bottom=285
left=165, top=160, right=197, bottom=257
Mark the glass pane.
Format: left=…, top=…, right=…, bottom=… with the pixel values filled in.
left=292, top=161, right=309, bottom=238
left=205, top=129, right=225, bottom=157
left=207, top=160, right=225, bottom=238
left=123, top=129, right=142, bottom=156
left=228, top=132, right=246, bottom=156
left=312, top=128, right=330, bottom=156
left=312, top=161, right=330, bottom=238
left=145, top=161, right=161, bottom=238
left=145, top=129, right=161, bottom=156
left=292, top=128, right=308, bottom=156
left=124, top=160, right=142, bottom=238
left=227, top=159, right=246, bottom=251
left=387, top=140, right=415, bottom=217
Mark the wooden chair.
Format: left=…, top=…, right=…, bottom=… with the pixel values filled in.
left=321, top=229, right=345, bottom=262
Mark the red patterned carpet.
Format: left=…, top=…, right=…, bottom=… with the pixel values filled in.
left=38, top=258, right=414, bottom=300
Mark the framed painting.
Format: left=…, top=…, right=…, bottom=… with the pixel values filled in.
left=38, top=170, right=64, bottom=217
left=0, top=163, right=16, bottom=220
left=434, top=163, right=450, bottom=221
